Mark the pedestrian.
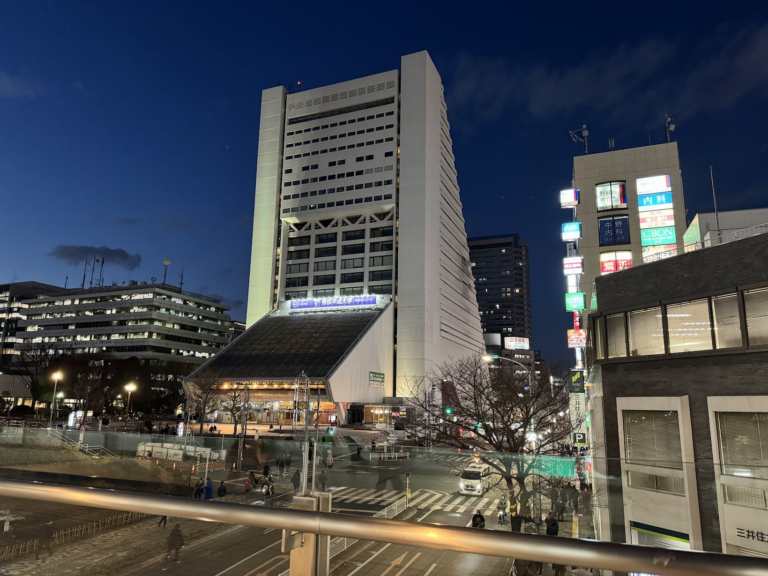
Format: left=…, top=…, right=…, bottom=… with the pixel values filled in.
left=569, top=484, right=579, bottom=513
left=471, top=509, right=485, bottom=529
left=217, top=480, right=227, bottom=499
left=326, top=448, right=333, bottom=468
left=204, top=478, right=214, bottom=500
left=371, top=439, right=376, bottom=452
left=356, top=445, right=362, bottom=461
left=292, top=469, right=301, bottom=491
left=278, top=456, right=285, bottom=477
left=249, top=470, right=258, bottom=488
left=318, top=469, right=328, bottom=491
left=244, top=478, right=251, bottom=493
left=166, top=524, right=184, bottom=564
left=194, top=478, right=204, bottom=499
left=286, top=451, right=292, bottom=467
left=263, top=463, right=271, bottom=478
left=545, top=511, right=559, bottom=536
left=36, top=521, right=54, bottom=562
left=158, top=515, right=168, bottom=528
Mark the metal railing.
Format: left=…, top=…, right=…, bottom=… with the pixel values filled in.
left=1, top=478, right=767, bottom=576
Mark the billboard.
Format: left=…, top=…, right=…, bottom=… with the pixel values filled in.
left=638, top=192, right=673, bottom=212
left=560, top=188, right=579, bottom=208
left=639, top=209, right=675, bottom=229
left=565, top=292, right=586, bottom=311
left=598, top=216, right=630, bottom=246
left=636, top=175, right=671, bottom=195
left=289, top=295, right=377, bottom=310
left=563, top=256, right=583, bottom=275
left=504, top=337, right=530, bottom=350
left=567, top=329, right=587, bottom=348
left=596, top=182, right=626, bottom=211
left=600, top=251, right=633, bottom=274
left=561, top=222, right=581, bottom=241
left=569, top=370, right=586, bottom=394
left=642, top=244, right=677, bottom=263
left=641, top=226, right=676, bottom=246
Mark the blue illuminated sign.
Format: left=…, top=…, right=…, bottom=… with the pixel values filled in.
left=561, top=222, right=581, bottom=240
left=638, top=192, right=673, bottom=212
left=289, top=295, right=378, bottom=310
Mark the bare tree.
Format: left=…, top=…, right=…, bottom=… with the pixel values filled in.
left=221, top=386, right=245, bottom=436
left=401, top=355, right=584, bottom=531
left=17, top=342, right=71, bottom=406
left=184, top=374, right=220, bottom=434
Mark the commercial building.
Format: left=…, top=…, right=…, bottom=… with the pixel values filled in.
left=468, top=234, right=532, bottom=339
left=191, top=52, right=484, bottom=421
left=684, top=208, right=768, bottom=249
left=586, top=232, right=768, bottom=558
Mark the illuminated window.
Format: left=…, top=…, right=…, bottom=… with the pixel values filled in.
left=596, top=182, right=627, bottom=211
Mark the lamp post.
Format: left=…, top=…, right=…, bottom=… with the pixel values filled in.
left=482, top=354, right=533, bottom=391
left=49, top=372, right=62, bottom=429
left=124, top=383, right=136, bottom=415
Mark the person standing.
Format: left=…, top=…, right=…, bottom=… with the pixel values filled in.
left=326, top=448, right=333, bottom=468
left=204, top=478, right=214, bottom=501
left=292, top=469, right=301, bottom=491
left=36, top=521, right=55, bottom=562
left=217, top=481, right=227, bottom=499
left=356, top=445, right=362, bottom=461
left=318, top=470, right=328, bottom=491
left=194, top=478, right=204, bottom=499
left=166, top=524, right=185, bottom=565
left=158, top=515, right=168, bottom=528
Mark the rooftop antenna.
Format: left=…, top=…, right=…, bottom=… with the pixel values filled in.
left=162, top=258, right=171, bottom=284
left=608, top=138, right=615, bottom=151
left=665, top=114, right=676, bottom=143
left=710, top=166, right=722, bottom=238
left=569, top=124, right=589, bottom=155
left=178, top=268, right=184, bottom=290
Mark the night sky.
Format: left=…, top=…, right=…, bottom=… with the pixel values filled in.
left=2, top=2, right=768, bottom=365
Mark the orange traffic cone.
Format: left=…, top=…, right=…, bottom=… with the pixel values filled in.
left=191, top=464, right=196, bottom=474
left=231, top=462, right=236, bottom=472
left=172, top=462, right=176, bottom=471
left=155, top=459, right=159, bottom=465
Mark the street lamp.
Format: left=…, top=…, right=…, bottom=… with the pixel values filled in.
left=49, top=372, right=62, bottom=429
left=124, top=383, right=137, bottom=414
left=482, top=354, right=533, bottom=390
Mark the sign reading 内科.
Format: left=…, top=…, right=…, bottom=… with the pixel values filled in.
left=636, top=175, right=671, bottom=195
left=641, top=226, right=676, bottom=246
left=565, top=292, right=585, bottom=311
left=289, top=295, right=377, bottom=310
left=504, top=337, right=530, bottom=350
left=561, top=222, right=581, bottom=241
left=369, top=371, right=385, bottom=387
left=638, top=192, right=673, bottom=212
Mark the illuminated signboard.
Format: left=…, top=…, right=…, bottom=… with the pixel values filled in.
left=504, top=337, right=530, bottom=350
left=639, top=209, right=675, bottom=230
left=567, top=329, right=587, bottom=348
left=600, top=251, right=633, bottom=275
left=598, top=216, right=630, bottom=246
left=563, top=256, right=583, bottom=275
left=596, top=182, right=626, bottom=211
left=641, top=226, right=676, bottom=246
left=638, top=192, right=673, bottom=212
left=566, top=274, right=578, bottom=293
left=565, top=292, right=586, bottom=311
left=561, top=222, right=582, bottom=241
left=642, top=244, right=678, bottom=263
left=637, top=175, right=671, bottom=195
left=289, top=295, right=377, bottom=310
left=560, top=188, right=579, bottom=208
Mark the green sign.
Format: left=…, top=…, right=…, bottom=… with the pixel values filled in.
left=565, top=292, right=585, bottom=311
left=640, top=226, right=676, bottom=246
left=569, top=370, right=585, bottom=394
left=369, top=371, right=385, bottom=387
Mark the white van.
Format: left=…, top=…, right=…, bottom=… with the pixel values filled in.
left=459, top=463, right=491, bottom=495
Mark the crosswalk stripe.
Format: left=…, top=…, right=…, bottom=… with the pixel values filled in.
left=331, top=487, right=360, bottom=498
left=335, top=488, right=369, bottom=500
left=408, top=491, right=438, bottom=507
left=442, top=496, right=466, bottom=512
left=346, top=488, right=377, bottom=502
left=486, top=498, right=500, bottom=515
left=367, top=490, right=401, bottom=504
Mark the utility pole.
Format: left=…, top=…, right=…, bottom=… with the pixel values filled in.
left=237, top=384, right=249, bottom=472
left=311, top=381, right=321, bottom=492
left=299, top=371, right=310, bottom=494
left=710, top=166, right=722, bottom=241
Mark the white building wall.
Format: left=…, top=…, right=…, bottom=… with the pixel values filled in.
left=247, top=86, right=287, bottom=326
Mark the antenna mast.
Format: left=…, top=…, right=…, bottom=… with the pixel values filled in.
left=569, top=124, right=589, bottom=155
left=710, top=166, right=722, bottom=238
left=179, top=268, right=184, bottom=290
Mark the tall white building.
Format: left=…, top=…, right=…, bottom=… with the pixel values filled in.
left=241, top=51, right=483, bottom=394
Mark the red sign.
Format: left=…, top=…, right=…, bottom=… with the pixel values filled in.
left=567, top=329, right=587, bottom=348
left=573, top=312, right=580, bottom=329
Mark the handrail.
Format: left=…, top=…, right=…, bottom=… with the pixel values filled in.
left=1, top=478, right=766, bottom=576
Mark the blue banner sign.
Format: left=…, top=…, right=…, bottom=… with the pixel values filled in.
left=638, top=192, right=673, bottom=212
left=613, top=215, right=629, bottom=244
left=289, top=295, right=378, bottom=310
left=598, top=218, right=614, bottom=245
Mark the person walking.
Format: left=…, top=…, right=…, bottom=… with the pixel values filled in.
left=194, top=478, right=204, bottom=499
left=471, top=509, right=485, bottom=529
left=356, top=445, right=362, bottom=461
left=217, top=481, right=227, bottom=499
left=318, top=469, right=328, bottom=491
left=158, top=515, right=168, bottom=528
left=326, top=448, right=333, bottom=468
left=544, top=512, right=565, bottom=575
left=292, top=469, right=301, bottom=491
left=35, top=521, right=55, bottom=562
left=204, top=478, right=214, bottom=501
left=165, top=524, right=185, bottom=567
left=278, top=455, right=285, bottom=477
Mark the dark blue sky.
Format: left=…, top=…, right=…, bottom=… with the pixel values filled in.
left=2, top=2, right=768, bottom=364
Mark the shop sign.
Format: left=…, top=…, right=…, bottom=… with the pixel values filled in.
left=573, top=432, right=587, bottom=446
left=369, top=371, right=385, bottom=387
left=565, top=292, right=585, bottom=311
left=636, top=175, right=671, bottom=195
left=642, top=244, right=677, bottom=263
left=504, top=337, right=530, bottom=350
left=563, top=256, right=583, bottom=275
left=638, top=192, right=673, bottom=212
left=290, top=295, right=377, bottom=310
left=641, top=226, right=676, bottom=246
left=569, top=370, right=586, bottom=394
left=639, top=209, right=675, bottom=229
left=561, top=222, right=581, bottom=241
left=560, top=188, right=579, bottom=207
left=600, top=251, right=633, bottom=274
left=567, top=329, right=587, bottom=348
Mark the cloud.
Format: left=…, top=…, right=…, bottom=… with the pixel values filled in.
left=49, top=245, right=142, bottom=271
left=0, top=71, right=44, bottom=100
left=446, top=22, right=768, bottom=129
left=116, top=216, right=141, bottom=226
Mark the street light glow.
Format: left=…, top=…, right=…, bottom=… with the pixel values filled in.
left=124, top=383, right=137, bottom=392
left=481, top=355, right=492, bottom=362
left=52, top=372, right=62, bottom=380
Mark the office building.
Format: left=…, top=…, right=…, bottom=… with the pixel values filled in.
left=684, top=208, right=768, bottom=249
left=587, top=232, right=768, bottom=557
left=190, top=52, right=484, bottom=421
left=468, top=234, right=532, bottom=339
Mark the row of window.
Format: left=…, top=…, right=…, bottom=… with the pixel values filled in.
left=285, top=153, right=392, bottom=175
left=283, top=172, right=394, bottom=190
left=285, top=270, right=393, bottom=287
left=285, top=284, right=393, bottom=300
left=282, top=194, right=393, bottom=214
left=286, top=110, right=394, bottom=136
left=287, top=241, right=393, bottom=261
left=284, top=136, right=395, bottom=159
left=286, top=124, right=395, bottom=147
left=594, top=287, right=768, bottom=360
left=288, top=228, right=392, bottom=247
left=287, top=97, right=395, bottom=125
left=286, top=256, right=393, bottom=274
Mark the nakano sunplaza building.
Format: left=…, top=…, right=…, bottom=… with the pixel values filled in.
left=188, top=52, right=484, bottom=424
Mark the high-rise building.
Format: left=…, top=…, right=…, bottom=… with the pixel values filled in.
left=468, top=234, right=531, bottom=340
left=194, top=52, right=483, bottom=415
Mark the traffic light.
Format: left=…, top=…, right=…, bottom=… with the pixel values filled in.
left=476, top=422, right=482, bottom=429
left=445, top=407, right=453, bottom=415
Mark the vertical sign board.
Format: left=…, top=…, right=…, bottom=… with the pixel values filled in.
left=561, top=222, right=582, bottom=241
left=569, top=370, right=588, bottom=441
left=598, top=218, right=614, bottom=245
left=563, top=257, right=583, bottom=275
left=369, top=372, right=385, bottom=388
left=565, top=292, right=586, bottom=311
left=560, top=189, right=579, bottom=208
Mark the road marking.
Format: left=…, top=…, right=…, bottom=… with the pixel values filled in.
left=212, top=539, right=281, bottom=576
left=244, top=554, right=288, bottom=576
left=380, top=552, right=407, bottom=576
left=422, top=563, right=437, bottom=576
left=572, top=514, right=579, bottom=538
left=347, top=543, right=391, bottom=576
left=442, top=496, right=465, bottom=512
left=408, top=491, right=439, bottom=507
left=485, top=498, right=499, bottom=515
left=394, top=552, right=421, bottom=576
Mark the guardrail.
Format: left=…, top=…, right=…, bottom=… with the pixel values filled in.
left=1, top=479, right=767, bottom=576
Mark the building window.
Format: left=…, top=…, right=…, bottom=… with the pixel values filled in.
left=313, top=289, right=335, bottom=298
left=370, top=255, right=393, bottom=267
left=342, top=244, right=365, bottom=255
left=340, top=286, right=364, bottom=296
left=606, top=313, right=627, bottom=358
left=286, top=263, right=308, bottom=274
left=285, top=277, right=308, bottom=288
left=369, top=284, right=392, bottom=295
left=370, top=241, right=393, bottom=253
left=628, top=307, right=664, bottom=356
left=596, top=181, right=627, bottom=211
left=315, top=232, right=337, bottom=244
left=313, top=275, right=336, bottom=286
left=288, top=236, right=311, bottom=247
left=598, top=215, right=631, bottom=246
left=370, top=226, right=394, bottom=238
left=313, top=260, right=336, bottom=272
left=713, top=293, right=741, bottom=348
left=745, top=288, right=768, bottom=346
left=667, top=299, right=712, bottom=353
left=284, top=291, right=307, bottom=300
left=287, top=250, right=309, bottom=261
left=343, top=230, right=365, bottom=241
left=341, top=272, right=364, bottom=284
left=369, top=270, right=392, bottom=282
left=341, top=258, right=364, bottom=269
left=623, top=410, right=683, bottom=469
left=724, top=484, right=768, bottom=509
left=315, top=247, right=337, bottom=258
left=718, top=412, right=768, bottom=479
left=627, top=471, right=685, bottom=495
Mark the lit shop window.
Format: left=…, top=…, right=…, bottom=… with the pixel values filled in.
left=596, top=182, right=627, bottom=211
left=600, top=251, right=633, bottom=275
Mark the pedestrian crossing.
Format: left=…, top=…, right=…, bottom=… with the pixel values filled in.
left=327, top=487, right=504, bottom=515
